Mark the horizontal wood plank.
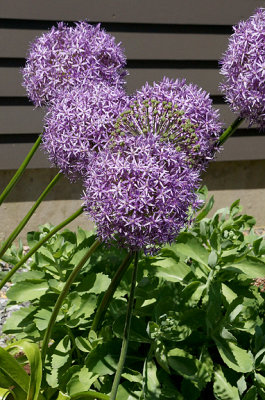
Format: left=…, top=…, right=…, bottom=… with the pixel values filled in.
left=0, top=0, right=263, bottom=25
left=0, top=29, right=229, bottom=60
left=0, top=104, right=252, bottom=134
left=1, top=136, right=265, bottom=170
left=0, top=67, right=223, bottom=96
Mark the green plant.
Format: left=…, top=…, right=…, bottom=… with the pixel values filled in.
left=2, top=194, right=265, bottom=399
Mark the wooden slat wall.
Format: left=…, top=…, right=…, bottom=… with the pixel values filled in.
left=0, top=0, right=264, bottom=169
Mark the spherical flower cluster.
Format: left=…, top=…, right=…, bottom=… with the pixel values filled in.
left=127, top=77, right=222, bottom=171
left=83, top=134, right=201, bottom=253
left=220, top=8, right=265, bottom=129
left=22, top=21, right=127, bottom=106
left=43, top=83, right=129, bottom=180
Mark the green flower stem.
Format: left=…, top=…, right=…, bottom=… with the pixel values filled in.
left=218, top=116, right=244, bottom=146
left=0, top=207, right=84, bottom=291
left=0, top=172, right=62, bottom=260
left=110, top=252, right=139, bottom=400
left=71, top=391, right=110, bottom=400
left=41, top=239, right=101, bottom=364
left=91, top=252, right=134, bottom=332
left=0, top=135, right=42, bottom=206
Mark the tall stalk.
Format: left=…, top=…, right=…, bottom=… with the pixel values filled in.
left=0, top=207, right=84, bottom=290
left=41, top=239, right=101, bottom=364
left=0, top=135, right=42, bottom=206
left=218, top=116, right=244, bottom=146
left=109, top=252, right=139, bottom=400
left=91, top=252, right=134, bottom=332
left=0, top=173, right=62, bottom=259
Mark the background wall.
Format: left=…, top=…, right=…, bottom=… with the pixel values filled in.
left=1, top=0, right=265, bottom=241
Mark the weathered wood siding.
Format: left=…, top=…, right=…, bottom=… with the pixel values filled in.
left=0, top=0, right=264, bottom=169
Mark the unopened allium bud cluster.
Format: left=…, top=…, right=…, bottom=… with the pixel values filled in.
left=22, top=10, right=265, bottom=252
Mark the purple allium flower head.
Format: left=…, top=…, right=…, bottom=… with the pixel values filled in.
left=116, top=77, right=222, bottom=171
left=22, top=21, right=127, bottom=106
left=43, top=82, right=129, bottom=180
left=83, top=134, right=201, bottom=253
left=220, top=8, right=265, bottom=129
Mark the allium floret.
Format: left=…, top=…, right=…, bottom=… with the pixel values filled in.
left=124, top=77, right=222, bottom=170
left=43, top=83, right=129, bottom=180
left=22, top=21, right=127, bottom=106
left=220, top=8, right=265, bottom=129
left=83, top=134, right=201, bottom=253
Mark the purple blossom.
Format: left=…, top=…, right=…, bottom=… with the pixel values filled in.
left=22, top=21, right=127, bottom=106
left=122, top=77, right=222, bottom=171
left=220, top=8, right=265, bottom=129
left=43, top=83, right=129, bottom=180
left=82, top=134, right=201, bottom=253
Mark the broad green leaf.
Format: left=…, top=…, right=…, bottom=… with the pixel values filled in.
left=122, top=368, right=143, bottom=384
left=51, top=336, right=71, bottom=370
left=3, top=306, right=36, bottom=333
left=167, top=348, right=197, bottom=377
left=255, top=372, right=265, bottom=388
left=34, top=309, right=52, bottom=331
left=54, top=392, right=70, bottom=400
left=7, top=280, right=49, bottom=302
left=116, top=382, right=141, bottom=400
left=8, top=340, right=42, bottom=400
left=76, top=272, right=111, bottom=294
left=85, top=342, right=118, bottom=375
left=142, top=360, right=161, bottom=399
left=206, top=281, right=222, bottom=332
left=150, top=257, right=191, bottom=282
left=167, top=233, right=209, bottom=268
left=221, top=284, right=237, bottom=304
left=0, top=347, right=29, bottom=393
left=242, top=386, right=258, bottom=400
left=74, top=337, right=92, bottom=353
left=223, top=256, right=265, bottom=279
left=113, top=315, right=151, bottom=343
left=213, top=367, right=240, bottom=400
left=12, top=271, right=45, bottom=283
left=67, top=293, right=97, bottom=320
left=66, top=366, right=98, bottom=395
left=215, top=338, right=254, bottom=373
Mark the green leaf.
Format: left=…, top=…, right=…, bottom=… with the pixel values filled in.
left=34, top=309, right=52, bottom=331
left=3, top=306, right=36, bottom=334
left=167, top=348, right=197, bottom=377
left=142, top=360, right=161, bottom=399
left=116, top=382, right=141, bottom=400
left=113, top=315, right=151, bottom=343
left=223, top=256, right=265, bottom=279
left=213, top=367, right=240, bottom=400
left=77, top=272, right=111, bottom=294
left=12, top=271, right=45, bottom=283
left=7, top=280, right=49, bottom=302
left=167, top=233, right=209, bottom=269
left=85, top=342, right=118, bottom=376
left=196, top=195, right=214, bottom=222
left=242, top=386, right=258, bottom=400
left=51, top=336, right=71, bottom=370
left=215, top=338, right=254, bottom=373
left=7, top=340, right=42, bottom=400
left=150, top=256, right=191, bottom=283
left=66, top=366, right=98, bottom=395
left=0, top=347, right=29, bottom=393
left=67, top=293, right=97, bottom=321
